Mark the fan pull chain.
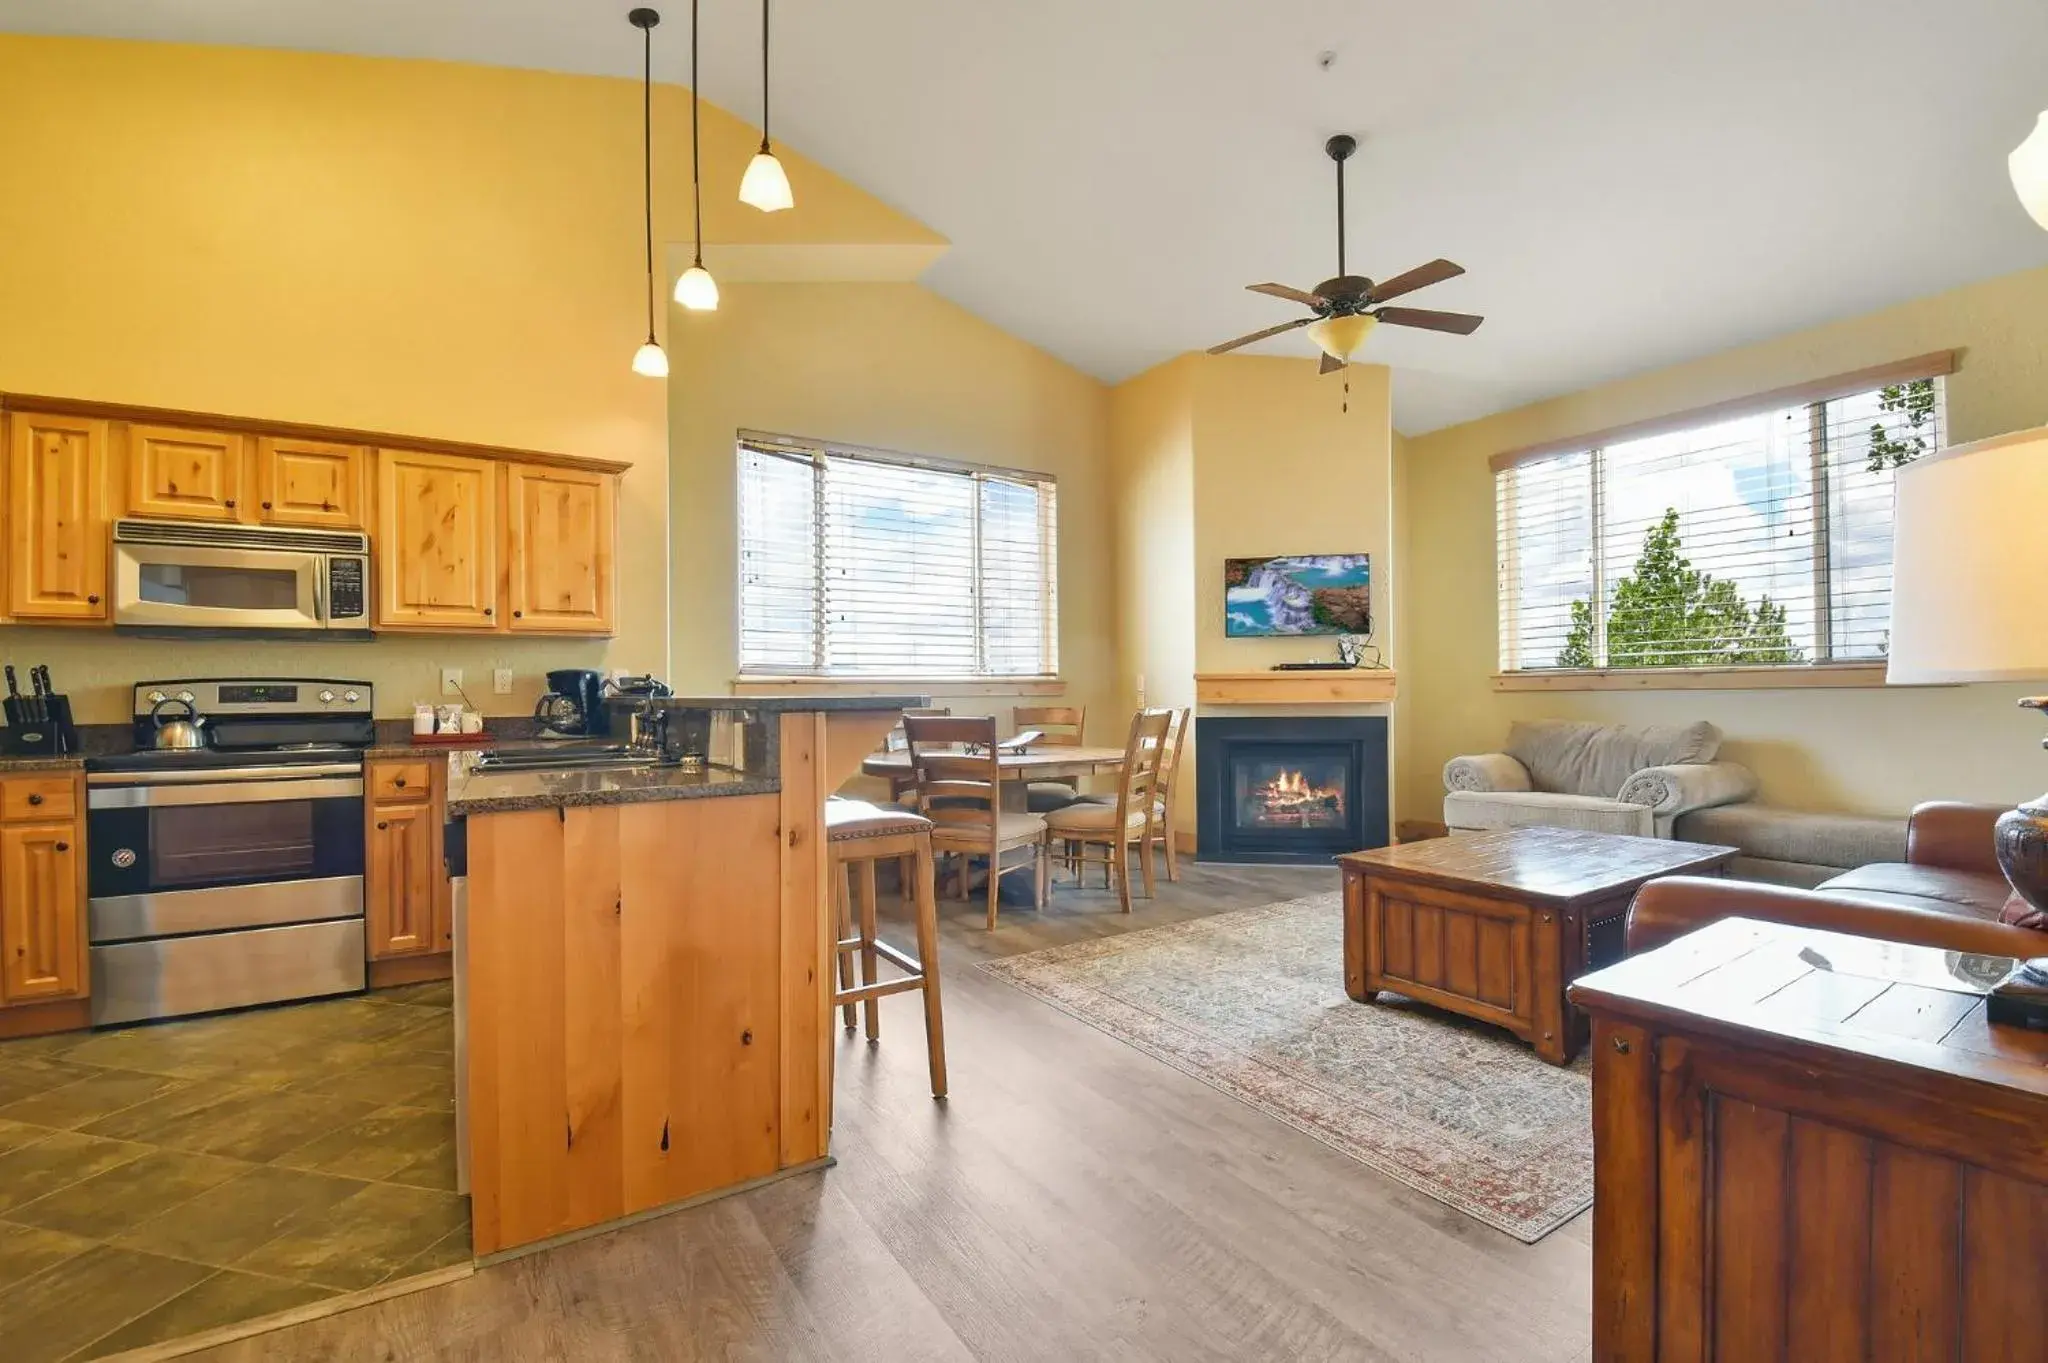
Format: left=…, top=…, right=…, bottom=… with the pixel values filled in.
left=1342, top=374, right=1350, bottom=414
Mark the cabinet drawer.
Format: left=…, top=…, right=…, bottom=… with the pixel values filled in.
left=1, top=778, right=77, bottom=822
left=370, top=763, right=432, bottom=803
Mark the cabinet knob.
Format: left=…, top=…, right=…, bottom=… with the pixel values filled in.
left=513, top=610, right=523, bottom=619
left=483, top=607, right=494, bottom=617
left=54, top=841, right=68, bottom=852
left=392, top=777, right=406, bottom=789
left=87, top=594, right=99, bottom=605
left=225, top=499, right=236, bottom=509
left=262, top=500, right=273, bottom=510
left=27, top=793, right=42, bottom=806
left=376, top=821, right=388, bottom=831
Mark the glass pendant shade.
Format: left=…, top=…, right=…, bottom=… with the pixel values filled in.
left=739, top=149, right=795, bottom=212
left=1306, top=313, right=1378, bottom=363
left=631, top=339, right=669, bottom=378
left=674, top=264, right=720, bottom=311
left=2011, top=111, right=2048, bottom=231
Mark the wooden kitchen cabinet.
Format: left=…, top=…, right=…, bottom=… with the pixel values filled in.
left=375, top=450, right=500, bottom=631
left=122, top=423, right=248, bottom=522
left=6, top=412, right=109, bottom=621
left=255, top=437, right=368, bottom=530
left=365, top=758, right=451, bottom=976
left=0, top=774, right=87, bottom=1009
left=504, top=462, right=617, bottom=634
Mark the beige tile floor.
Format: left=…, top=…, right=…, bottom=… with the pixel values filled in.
left=0, top=983, right=468, bottom=1362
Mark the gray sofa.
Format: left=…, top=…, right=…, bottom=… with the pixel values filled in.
left=1443, top=719, right=1758, bottom=838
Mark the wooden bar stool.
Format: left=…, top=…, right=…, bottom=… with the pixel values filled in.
left=825, top=799, right=948, bottom=1098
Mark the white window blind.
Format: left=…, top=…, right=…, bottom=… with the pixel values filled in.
left=738, top=434, right=1059, bottom=678
left=1496, top=374, right=1945, bottom=672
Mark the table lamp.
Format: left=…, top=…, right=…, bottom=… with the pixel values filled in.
left=1889, top=423, right=2048, bottom=1006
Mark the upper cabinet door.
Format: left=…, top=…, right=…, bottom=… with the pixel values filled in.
left=504, top=463, right=617, bottom=635
left=375, top=450, right=499, bottom=630
left=7, top=412, right=109, bottom=621
left=123, top=423, right=247, bottom=522
left=256, top=437, right=367, bottom=530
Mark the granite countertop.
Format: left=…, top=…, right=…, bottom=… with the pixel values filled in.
left=655, top=694, right=929, bottom=713
left=446, top=755, right=779, bottom=816
left=0, top=753, right=87, bottom=772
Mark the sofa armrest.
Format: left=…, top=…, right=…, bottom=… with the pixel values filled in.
left=1616, top=761, right=1757, bottom=827
left=1443, top=753, right=1532, bottom=794
left=1625, top=875, right=2046, bottom=959
left=1906, top=801, right=2006, bottom=875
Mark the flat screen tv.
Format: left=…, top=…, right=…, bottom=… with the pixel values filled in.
left=1224, top=553, right=1371, bottom=637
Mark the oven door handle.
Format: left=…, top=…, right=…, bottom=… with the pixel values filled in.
left=88, top=763, right=364, bottom=786
left=88, top=776, right=365, bottom=809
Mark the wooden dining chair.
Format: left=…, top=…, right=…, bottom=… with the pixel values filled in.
left=882, top=707, right=951, bottom=889
left=905, top=714, right=1049, bottom=929
left=1150, top=707, right=1191, bottom=882
left=1015, top=705, right=1088, bottom=814
left=1043, top=708, right=1174, bottom=914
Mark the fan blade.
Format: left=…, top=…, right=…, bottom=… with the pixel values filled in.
left=1366, top=259, right=1464, bottom=305
left=1319, top=351, right=1343, bottom=375
left=1375, top=306, right=1484, bottom=335
left=1207, top=317, right=1312, bottom=355
left=1246, top=282, right=1326, bottom=307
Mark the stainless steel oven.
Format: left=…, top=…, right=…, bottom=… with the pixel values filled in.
left=112, top=520, right=370, bottom=637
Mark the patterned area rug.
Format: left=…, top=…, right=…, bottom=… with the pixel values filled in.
left=980, top=893, right=1593, bottom=1242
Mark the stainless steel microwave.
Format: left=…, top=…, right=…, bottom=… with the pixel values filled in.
left=112, top=520, right=371, bottom=635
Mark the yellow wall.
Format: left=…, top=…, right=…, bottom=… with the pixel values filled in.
left=668, top=282, right=1114, bottom=729
left=1399, top=262, right=2048, bottom=820
left=1108, top=356, right=1198, bottom=717
left=0, top=34, right=939, bottom=723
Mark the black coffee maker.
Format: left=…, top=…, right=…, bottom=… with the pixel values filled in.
left=535, top=668, right=606, bottom=737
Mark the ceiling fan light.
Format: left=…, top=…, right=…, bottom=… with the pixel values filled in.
left=631, top=339, right=669, bottom=378
left=1306, top=313, right=1377, bottom=363
left=739, top=148, right=795, bottom=212
left=675, top=263, right=720, bottom=311
left=2011, top=111, right=2048, bottom=230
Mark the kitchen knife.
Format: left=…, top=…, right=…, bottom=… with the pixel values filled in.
left=29, top=666, right=45, bottom=696
left=4, top=666, right=17, bottom=700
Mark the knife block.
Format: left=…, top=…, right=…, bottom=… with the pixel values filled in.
left=3, top=694, right=80, bottom=755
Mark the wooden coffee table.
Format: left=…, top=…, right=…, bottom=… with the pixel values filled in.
left=1337, top=827, right=1736, bottom=1064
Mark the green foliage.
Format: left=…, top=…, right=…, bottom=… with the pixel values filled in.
left=1865, top=377, right=1937, bottom=472
left=1557, top=509, right=1805, bottom=669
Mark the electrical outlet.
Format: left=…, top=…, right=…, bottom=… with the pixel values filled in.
left=440, top=667, right=464, bottom=698
left=492, top=667, right=514, bottom=695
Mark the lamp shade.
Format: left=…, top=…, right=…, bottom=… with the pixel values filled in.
left=630, top=339, right=669, bottom=378
left=1887, top=424, right=2048, bottom=683
left=674, top=264, right=720, bottom=311
left=739, top=150, right=795, bottom=212
left=2012, top=111, right=2048, bottom=231
left=1306, top=313, right=1377, bottom=363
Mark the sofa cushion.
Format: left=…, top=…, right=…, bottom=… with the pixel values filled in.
left=1505, top=719, right=1721, bottom=798
left=1674, top=804, right=1907, bottom=870
left=1819, top=862, right=2015, bottom=922
left=1443, top=790, right=1654, bottom=838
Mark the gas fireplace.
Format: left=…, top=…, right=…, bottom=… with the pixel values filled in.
left=1197, top=716, right=1388, bottom=864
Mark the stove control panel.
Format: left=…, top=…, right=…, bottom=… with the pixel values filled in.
left=130, top=679, right=375, bottom=717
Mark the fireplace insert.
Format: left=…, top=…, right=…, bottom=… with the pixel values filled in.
left=1196, top=716, right=1389, bottom=864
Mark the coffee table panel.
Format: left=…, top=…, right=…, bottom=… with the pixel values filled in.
left=1368, top=877, right=1537, bottom=1041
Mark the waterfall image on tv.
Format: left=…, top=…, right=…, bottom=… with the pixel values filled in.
left=1224, top=554, right=1371, bottom=637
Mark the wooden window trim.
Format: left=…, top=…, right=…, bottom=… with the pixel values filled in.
left=731, top=676, right=1066, bottom=698
left=1489, top=663, right=1954, bottom=692
left=1487, top=350, right=1959, bottom=474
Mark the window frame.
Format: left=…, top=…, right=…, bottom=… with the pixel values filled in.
left=734, top=429, right=1061, bottom=683
left=1491, top=352, right=1956, bottom=691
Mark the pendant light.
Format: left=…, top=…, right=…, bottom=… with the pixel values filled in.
left=673, top=0, right=719, bottom=310
left=627, top=9, right=669, bottom=376
left=737, top=0, right=795, bottom=212
left=2012, top=111, right=2048, bottom=230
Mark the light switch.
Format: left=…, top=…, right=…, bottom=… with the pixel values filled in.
left=493, top=668, right=514, bottom=695
left=440, top=667, right=464, bottom=697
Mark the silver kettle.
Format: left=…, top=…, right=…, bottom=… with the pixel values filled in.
left=150, top=696, right=210, bottom=751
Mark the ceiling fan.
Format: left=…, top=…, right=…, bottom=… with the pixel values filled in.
left=1209, top=134, right=1484, bottom=374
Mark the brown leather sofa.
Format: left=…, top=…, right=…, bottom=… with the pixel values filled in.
left=1628, top=801, right=2045, bottom=958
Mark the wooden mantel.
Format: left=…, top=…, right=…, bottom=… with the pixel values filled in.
left=1195, top=670, right=1398, bottom=705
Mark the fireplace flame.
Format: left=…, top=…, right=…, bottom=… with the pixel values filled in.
left=1256, top=768, right=1345, bottom=815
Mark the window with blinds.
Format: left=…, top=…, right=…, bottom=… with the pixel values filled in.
left=737, top=434, right=1059, bottom=678
left=1496, top=371, right=1946, bottom=673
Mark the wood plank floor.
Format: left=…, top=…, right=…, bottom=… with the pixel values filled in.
left=186, top=863, right=1592, bottom=1363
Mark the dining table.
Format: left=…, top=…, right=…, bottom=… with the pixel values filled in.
left=860, top=744, right=1128, bottom=811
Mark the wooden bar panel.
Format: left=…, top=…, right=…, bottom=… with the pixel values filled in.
left=561, top=805, right=625, bottom=1233
left=1959, top=1167, right=2048, bottom=1361
left=777, top=712, right=831, bottom=1167
left=1710, top=1097, right=1789, bottom=1361
left=1870, top=1145, right=1960, bottom=1361
left=1785, top=1117, right=1873, bottom=1363
left=1590, top=1019, right=1655, bottom=1363
left=1656, top=1040, right=1707, bottom=1363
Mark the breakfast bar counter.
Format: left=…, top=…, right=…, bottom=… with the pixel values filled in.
left=454, top=696, right=921, bottom=1256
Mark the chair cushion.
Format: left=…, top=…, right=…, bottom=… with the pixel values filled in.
left=1027, top=781, right=1084, bottom=814
left=929, top=811, right=1046, bottom=847
left=1819, top=862, right=2015, bottom=921
left=1443, top=790, right=1655, bottom=838
left=1674, top=803, right=1906, bottom=870
left=825, top=799, right=932, bottom=841
left=1505, top=719, right=1721, bottom=797
left=1044, top=800, right=1149, bottom=835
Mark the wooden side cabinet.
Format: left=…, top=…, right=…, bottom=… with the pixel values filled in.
left=375, top=450, right=500, bottom=631
left=1572, top=918, right=2048, bottom=1362
left=504, top=462, right=617, bottom=634
left=365, top=759, right=452, bottom=977
left=122, top=423, right=248, bottom=522
left=7, top=412, right=109, bottom=621
left=255, top=437, right=367, bottom=529
left=0, top=774, right=87, bottom=1007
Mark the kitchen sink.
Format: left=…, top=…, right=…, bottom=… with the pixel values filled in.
left=470, top=745, right=668, bottom=774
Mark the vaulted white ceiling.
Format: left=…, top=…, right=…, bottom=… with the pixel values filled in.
left=9, top=0, right=2048, bottom=432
